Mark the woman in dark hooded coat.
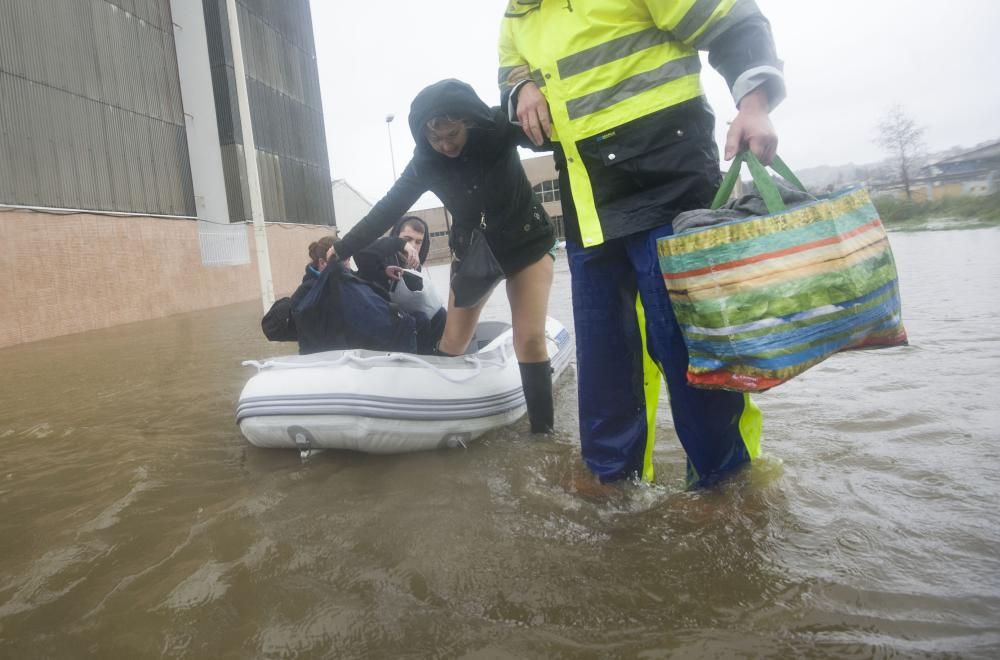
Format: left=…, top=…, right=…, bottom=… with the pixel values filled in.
left=330, top=79, right=557, bottom=433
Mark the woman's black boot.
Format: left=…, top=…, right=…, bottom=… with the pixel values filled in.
left=432, top=344, right=459, bottom=358
left=519, top=360, right=554, bottom=433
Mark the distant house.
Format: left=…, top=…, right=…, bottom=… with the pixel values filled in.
left=923, top=140, right=1000, bottom=197
left=331, top=179, right=373, bottom=234
left=873, top=139, right=1000, bottom=201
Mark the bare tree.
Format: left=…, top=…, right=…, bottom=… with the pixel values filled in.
left=875, top=104, right=925, bottom=201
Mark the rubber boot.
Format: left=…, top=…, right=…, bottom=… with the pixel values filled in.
left=432, top=344, right=459, bottom=358
left=519, top=360, right=554, bottom=434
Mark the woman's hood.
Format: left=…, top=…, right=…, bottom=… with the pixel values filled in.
left=408, top=79, right=495, bottom=156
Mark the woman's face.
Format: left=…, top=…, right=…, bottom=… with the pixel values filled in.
left=426, top=122, right=468, bottom=158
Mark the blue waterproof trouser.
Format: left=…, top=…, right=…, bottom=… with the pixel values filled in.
left=567, top=223, right=762, bottom=487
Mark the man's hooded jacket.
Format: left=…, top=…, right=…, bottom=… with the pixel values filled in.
left=292, top=261, right=417, bottom=355
left=354, top=215, right=431, bottom=292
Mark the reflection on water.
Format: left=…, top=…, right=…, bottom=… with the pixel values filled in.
left=1, top=228, right=999, bottom=658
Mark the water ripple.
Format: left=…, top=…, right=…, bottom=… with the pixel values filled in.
left=1, top=231, right=999, bottom=657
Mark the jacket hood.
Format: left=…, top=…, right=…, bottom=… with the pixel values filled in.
left=408, top=79, right=496, bottom=156
left=390, top=215, right=431, bottom=264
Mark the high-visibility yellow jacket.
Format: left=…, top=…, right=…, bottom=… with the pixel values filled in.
left=499, top=0, right=784, bottom=247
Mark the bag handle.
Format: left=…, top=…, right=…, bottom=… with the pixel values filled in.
left=711, top=151, right=807, bottom=213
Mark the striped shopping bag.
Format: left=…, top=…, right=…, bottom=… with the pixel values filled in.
left=657, top=152, right=908, bottom=392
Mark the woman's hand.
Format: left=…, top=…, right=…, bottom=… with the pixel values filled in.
left=724, top=87, right=778, bottom=165
left=516, top=82, right=552, bottom=147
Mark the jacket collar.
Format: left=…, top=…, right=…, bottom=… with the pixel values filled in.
left=505, top=1, right=542, bottom=17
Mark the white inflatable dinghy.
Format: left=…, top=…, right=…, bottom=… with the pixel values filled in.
left=236, top=317, right=574, bottom=455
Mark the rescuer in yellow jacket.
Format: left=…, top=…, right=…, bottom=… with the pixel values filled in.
left=499, top=0, right=784, bottom=486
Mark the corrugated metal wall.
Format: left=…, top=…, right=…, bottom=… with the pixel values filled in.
left=202, top=0, right=335, bottom=226
left=0, top=0, right=196, bottom=216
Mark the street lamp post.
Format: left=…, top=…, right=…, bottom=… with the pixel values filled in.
left=385, top=113, right=398, bottom=182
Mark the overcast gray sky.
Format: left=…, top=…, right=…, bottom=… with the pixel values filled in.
left=310, top=0, right=1000, bottom=208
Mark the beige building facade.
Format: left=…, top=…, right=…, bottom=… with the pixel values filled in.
left=0, top=209, right=332, bottom=349
left=519, top=154, right=565, bottom=238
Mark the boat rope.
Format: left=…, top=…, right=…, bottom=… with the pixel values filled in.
left=242, top=348, right=513, bottom=385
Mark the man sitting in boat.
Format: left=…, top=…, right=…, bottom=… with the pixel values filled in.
left=293, top=252, right=443, bottom=357
left=355, top=215, right=447, bottom=347
left=355, top=215, right=427, bottom=291
left=293, top=236, right=336, bottom=304
left=261, top=235, right=335, bottom=342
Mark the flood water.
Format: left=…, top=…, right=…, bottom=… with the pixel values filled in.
left=1, top=227, right=999, bottom=659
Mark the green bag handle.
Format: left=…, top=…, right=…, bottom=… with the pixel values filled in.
left=711, top=151, right=807, bottom=213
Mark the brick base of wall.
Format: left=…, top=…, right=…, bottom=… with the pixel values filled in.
left=0, top=209, right=333, bottom=348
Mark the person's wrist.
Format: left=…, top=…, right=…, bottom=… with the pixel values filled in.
left=512, top=78, right=536, bottom=93
left=737, top=87, right=770, bottom=114
left=510, top=78, right=536, bottom=119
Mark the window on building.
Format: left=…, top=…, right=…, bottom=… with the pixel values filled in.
left=532, top=179, right=560, bottom=203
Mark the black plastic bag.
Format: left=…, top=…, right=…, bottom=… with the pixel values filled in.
left=261, top=297, right=297, bottom=342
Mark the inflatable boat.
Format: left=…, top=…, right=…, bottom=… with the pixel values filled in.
left=236, top=317, right=574, bottom=455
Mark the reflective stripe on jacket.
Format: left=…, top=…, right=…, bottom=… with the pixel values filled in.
left=499, top=0, right=783, bottom=247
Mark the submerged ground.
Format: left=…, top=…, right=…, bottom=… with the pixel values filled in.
left=1, top=226, right=998, bottom=658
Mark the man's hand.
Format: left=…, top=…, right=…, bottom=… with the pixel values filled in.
left=516, top=82, right=552, bottom=147
left=402, top=241, right=420, bottom=268
left=724, top=87, right=777, bottom=165
left=385, top=265, right=404, bottom=281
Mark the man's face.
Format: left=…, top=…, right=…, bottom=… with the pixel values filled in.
left=399, top=225, right=425, bottom=258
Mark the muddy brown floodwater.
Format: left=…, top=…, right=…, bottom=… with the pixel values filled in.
left=1, top=227, right=998, bottom=658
